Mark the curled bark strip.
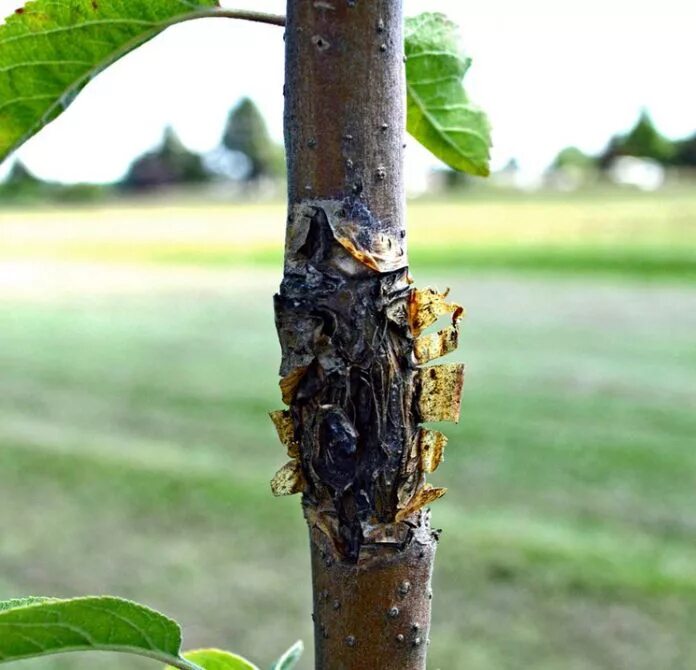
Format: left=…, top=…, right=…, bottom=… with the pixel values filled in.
left=408, top=287, right=464, bottom=337
left=394, top=430, right=446, bottom=516
left=417, top=363, right=466, bottom=423
left=280, top=366, right=308, bottom=406
left=285, top=198, right=407, bottom=275
left=271, top=459, right=306, bottom=497
left=414, top=324, right=459, bottom=365
left=395, top=485, right=448, bottom=523
left=329, top=209, right=408, bottom=274
left=417, top=428, right=448, bottom=473
left=269, top=409, right=300, bottom=458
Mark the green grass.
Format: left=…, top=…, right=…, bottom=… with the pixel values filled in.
left=2, top=186, right=695, bottom=279
left=0, top=260, right=695, bottom=669
left=115, top=244, right=695, bottom=280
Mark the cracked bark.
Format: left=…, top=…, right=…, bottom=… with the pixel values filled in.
left=272, top=2, right=461, bottom=668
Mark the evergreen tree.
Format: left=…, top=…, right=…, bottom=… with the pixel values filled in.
left=122, top=127, right=209, bottom=191
left=674, top=133, right=696, bottom=167
left=4, top=160, right=41, bottom=186
left=222, top=97, right=284, bottom=181
left=0, top=160, right=46, bottom=202
left=599, top=111, right=675, bottom=168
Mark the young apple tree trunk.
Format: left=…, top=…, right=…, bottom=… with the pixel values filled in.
left=272, top=2, right=464, bottom=668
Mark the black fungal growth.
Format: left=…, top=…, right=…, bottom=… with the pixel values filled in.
left=275, top=200, right=415, bottom=561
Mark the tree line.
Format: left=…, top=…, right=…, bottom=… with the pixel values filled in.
left=554, top=111, right=696, bottom=172
left=0, top=98, right=283, bottom=204
left=3, top=106, right=694, bottom=205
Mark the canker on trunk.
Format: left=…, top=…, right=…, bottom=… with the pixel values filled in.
left=271, top=2, right=465, bottom=668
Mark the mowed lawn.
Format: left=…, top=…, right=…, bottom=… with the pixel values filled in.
left=0, top=193, right=695, bottom=669
left=2, top=186, right=696, bottom=278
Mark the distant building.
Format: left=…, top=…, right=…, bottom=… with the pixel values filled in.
left=608, top=156, right=665, bottom=191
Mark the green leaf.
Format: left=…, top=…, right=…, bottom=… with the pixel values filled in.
left=405, top=12, right=492, bottom=176
left=173, top=649, right=260, bottom=670
left=0, top=0, right=218, bottom=162
left=0, top=596, right=199, bottom=669
left=270, top=641, right=303, bottom=670
left=0, top=597, right=56, bottom=612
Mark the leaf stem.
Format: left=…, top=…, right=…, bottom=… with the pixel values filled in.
left=177, top=8, right=286, bottom=28
left=166, top=657, right=205, bottom=670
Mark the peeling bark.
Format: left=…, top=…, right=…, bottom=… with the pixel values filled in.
left=272, top=2, right=464, bottom=668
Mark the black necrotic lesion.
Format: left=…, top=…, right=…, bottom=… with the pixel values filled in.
left=275, top=201, right=415, bottom=559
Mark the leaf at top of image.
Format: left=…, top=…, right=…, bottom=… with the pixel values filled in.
left=0, top=596, right=56, bottom=612
left=405, top=12, right=492, bottom=176
left=0, top=0, right=219, bottom=162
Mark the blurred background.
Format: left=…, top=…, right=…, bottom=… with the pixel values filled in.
left=1, top=0, right=695, bottom=668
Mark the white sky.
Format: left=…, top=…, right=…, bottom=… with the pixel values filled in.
left=1, top=0, right=695, bottom=183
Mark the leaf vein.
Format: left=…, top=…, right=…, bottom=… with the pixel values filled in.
left=0, top=94, right=56, bottom=114
left=0, top=60, right=93, bottom=74
left=81, top=603, right=157, bottom=651
left=0, top=19, right=159, bottom=49
left=407, top=85, right=487, bottom=159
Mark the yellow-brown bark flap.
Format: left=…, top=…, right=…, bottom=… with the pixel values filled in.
left=271, top=459, right=305, bottom=496
left=414, top=324, right=459, bottom=364
left=409, top=287, right=464, bottom=337
left=417, top=363, right=465, bottom=423
left=279, top=366, right=307, bottom=406
left=327, top=208, right=407, bottom=273
left=417, top=428, right=448, bottom=473
left=269, top=409, right=300, bottom=458
left=395, top=484, right=448, bottom=522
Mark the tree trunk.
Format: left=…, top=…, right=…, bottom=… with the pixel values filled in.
left=272, top=2, right=464, bottom=668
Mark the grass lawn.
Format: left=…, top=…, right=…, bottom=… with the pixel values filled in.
left=2, top=186, right=696, bottom=279
left=0, top=191, right=695, bottom=668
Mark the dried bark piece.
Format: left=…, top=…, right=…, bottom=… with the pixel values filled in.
left=414, top=324, right=459, bottom=364
left=275, top=306, right=323, bottom=377
left=417, top=428, right=448, bottom=473
left=285, top=199, right=408, bottom=274
left=360, top=521, right=410, bottom=546
left=401, top=434, right=420, bottom=477
left=271, top=459, right=306, bottom=497
left=284, top=202, right=315, bottom=261
left=331, top=228, right=406, bottom=273
left=305, top=505, right=343, bottom=555
left=417, top=363, right=465, bottom=423
left=332, top=234, right=382, bottom=272
left=396, top=431, right=447, bottom=510
left=279, top=366, right=307, bottom=405
left=326, top=201, right=407, bottom=274
left=395, top=484, right=447, bottom=522
left=396, top=435, right=422, bottom=507
left=397, top=471, right=424, bottom=509
left=269, top=409, right=300, bottom=458
left=409, top=287, right=464, bottom=337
